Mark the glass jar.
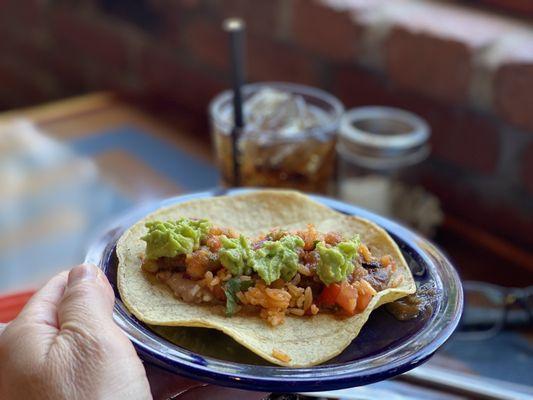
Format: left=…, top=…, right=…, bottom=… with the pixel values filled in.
left=337, top=106, right=431, bottom=216
left=209, top=82, right=344, bottom=193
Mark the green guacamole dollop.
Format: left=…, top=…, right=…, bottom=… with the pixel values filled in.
left=141, top=218, right=210, bottom=260
left=252, top=235, right=304, bottom=285
left=219, top=235, right=254, bottom=276
left=316, top=235, right=361, bottom=285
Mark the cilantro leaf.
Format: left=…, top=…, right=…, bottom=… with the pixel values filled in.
left=223, top=278, right=254, bottom=317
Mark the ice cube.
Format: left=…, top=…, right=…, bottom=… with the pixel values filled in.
left=243, top=88, right=321, bottom=137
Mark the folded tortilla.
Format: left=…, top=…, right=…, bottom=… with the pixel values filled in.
left=117, top=190, right=416, bottom=367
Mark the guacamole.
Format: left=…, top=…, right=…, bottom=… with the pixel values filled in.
left=253, top=235, right=304, bottom=285
left=316, top=236, right=361, bottom=285
left=219, top=235, right=254, bottom=276
left=142, top=218, right=210, bottom=260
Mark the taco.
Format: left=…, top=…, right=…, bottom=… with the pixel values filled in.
left=117, top=190, right=415, bottom=367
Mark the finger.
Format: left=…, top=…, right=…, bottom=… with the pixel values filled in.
left=0, top=322, right=8, bottom=336
left=57, top=264, right=115, bottom=335
left=17, top=271, right=69, bottom=329
left=1, top=272, right=69, bottom=366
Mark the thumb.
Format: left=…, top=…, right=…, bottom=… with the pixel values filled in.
left=57, top=264, right=115, bottom=334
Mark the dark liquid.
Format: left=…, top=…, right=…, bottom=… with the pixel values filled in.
left=386, top=282, right=437, bottom=321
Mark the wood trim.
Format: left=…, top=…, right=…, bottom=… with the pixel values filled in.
left=443, top=214, right=533, bottom=272
left=0, top=92, right=117, bottom=125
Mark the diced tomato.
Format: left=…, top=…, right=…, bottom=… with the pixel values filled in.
left=320, top=281, right=365, bottom=315
left=318, top=283, right=341, bottom=306
left=356, top=292, right=372, bottom=312
left=297, top=225, right=320, bottom=251
left=206, top=235, right=222, bottom=252
left=324, top=232, right=342, bottom=246
left=336, top=281, right=358, bottom=315
left=380, top=255, right=393, bottom=267
left=355, top=280, right=376, bottom=312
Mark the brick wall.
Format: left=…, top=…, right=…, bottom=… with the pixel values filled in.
left=0, top=0, right=531, bottom=248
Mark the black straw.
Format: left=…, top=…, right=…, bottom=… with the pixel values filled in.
left=223, top=18, right=245, bottom=187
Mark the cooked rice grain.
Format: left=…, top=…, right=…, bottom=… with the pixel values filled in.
left=287, top=283, right=304, bottom=298
left=288, top=308, right=305, bottom=316
left=290, top=273, right=301, bottom=286
left=217, top=269, right=232, bottom=282
left=244, top=286, right=291, bottom=310
left=272, top=349, right=291, bottom=363
left=303, top=287, right=313, bottom=311
left=297, top=264, right=312, bottom=276
left=260, top=308, right=285, bottom=326
left=236, top=291, right=247, bottom=304
left=359, top=244, right=372, bottom=263
left=380, top=255, right=393, bottom=267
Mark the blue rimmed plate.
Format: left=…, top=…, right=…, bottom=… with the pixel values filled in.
left=85, top=188, right=463, bottom=392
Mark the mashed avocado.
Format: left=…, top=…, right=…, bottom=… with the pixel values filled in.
left=142, top=218, right=361, bottom=287
left=219, top=235, right=254, bottom=276
left=253, top=235, right=304, bottom=285
left=142, top=218, right=210, bottom=260
left=316, top=236, right=361, bottom=285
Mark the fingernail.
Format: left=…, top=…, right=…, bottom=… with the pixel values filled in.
left=68, top=264, right=98, bottom=286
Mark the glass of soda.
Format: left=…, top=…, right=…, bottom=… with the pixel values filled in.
left=208, top=82, right=344, bottom=193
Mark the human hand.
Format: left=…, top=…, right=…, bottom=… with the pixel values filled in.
left=0, top=264, right=152, bottom=400
left=0, top=264, right=267, bottom=400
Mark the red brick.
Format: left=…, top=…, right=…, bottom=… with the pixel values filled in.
left=0, top=0, right=49, bottom=32
left=183, top=19, right=228, bottom=71
left=430, top=110, right=500, bottom=174
left=385, top=27, right=472, bottom=104
left=154, top=0, right=204, bottom=47
left=150, top=0, right=203, bottom=22
left=174, top=0, right=202, bottom=10
left=385, top=1, right=517, bottom=48
left=0, top=32, right=78, bottom=92
left=183, top=17, right=319, bottom=86
left=384, top=2, right=516, bottom=104
left=522, top=143, right=533, bottom=196
left=494, top=62, right=533, bottom=131
left=51, top=8, right=136, bottom=73
left=0, top=59, right=57, bottom=105
left=478, top=0, right=533, bottom=15
left=332, top=66, right=401, bottom=107
left=421, top=170, right=533, bottom=249
left=332, top=66, right=441, bottom=119
left=47, top=47, right=94, bottom=90
left=247, top=36, right=319, bottom=85
left=0, top=29, right=84, bottom=104
left=332, top=66, right=499, bottom=173
left=139, top=46, right=225, bottom=114
left=291, top=0, right=361, bottom=62
left=212, top=0, right=283, bottom=38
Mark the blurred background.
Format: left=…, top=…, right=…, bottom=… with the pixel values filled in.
left=0, top=0, right=532, bottom=397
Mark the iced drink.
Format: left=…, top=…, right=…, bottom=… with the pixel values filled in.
left=209, top=83, right=344, bottom=193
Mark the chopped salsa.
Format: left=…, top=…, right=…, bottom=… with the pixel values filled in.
left=141, top=218, right=402, bottom=326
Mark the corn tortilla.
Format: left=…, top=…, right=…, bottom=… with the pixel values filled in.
left=117, top=190, right=416, bottom=367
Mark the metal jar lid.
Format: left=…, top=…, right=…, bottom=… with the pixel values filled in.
left=337, top=106, right=431, bottom=170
